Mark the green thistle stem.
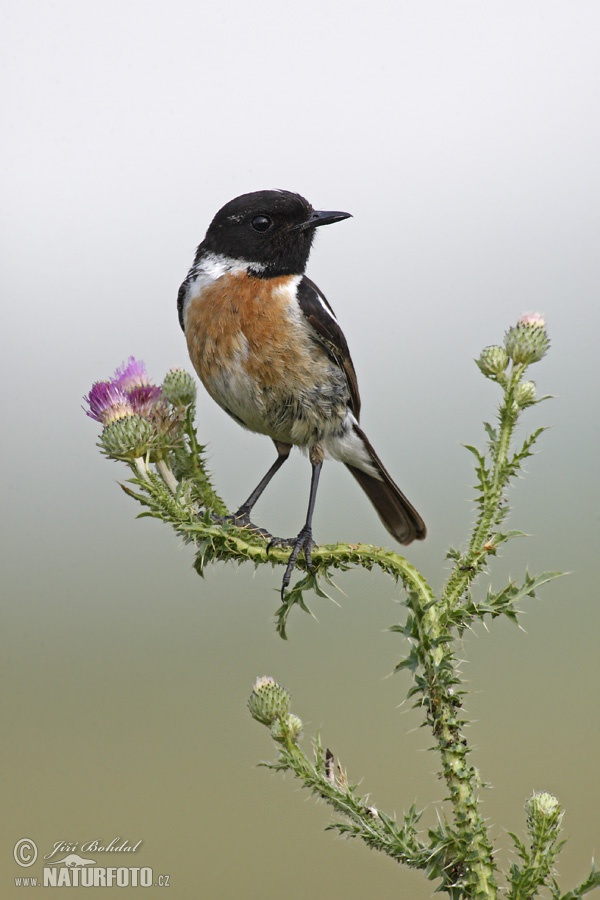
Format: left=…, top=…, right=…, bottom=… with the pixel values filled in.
left=442, top=363, right=525, bottom=613
left=259, top=726, right=430, bottom=870
left=406, top=594, right=498, bottom=897
left=183, top=406, right=227, bottom=515
left=156, top=458, right=179, bottom=493
left=133, top=456, right=149, bottom=481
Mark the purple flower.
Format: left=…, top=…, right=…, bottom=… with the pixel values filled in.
left=84, top=357, right=165, bottom=426
left=84, top=358, right=181, bottom=460
left=128, top=384, right=165, bottom=418
left=113, top=357, right=150, bottom=392
left=84, top=381, right=134, bottom=425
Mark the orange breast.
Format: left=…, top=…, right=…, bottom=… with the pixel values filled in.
left=183, top=270, right=349, bottom=444
left=185, top=272, right=301, bottom=387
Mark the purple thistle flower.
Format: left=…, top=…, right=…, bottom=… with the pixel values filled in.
left=113, top=357, right=150, bottom=392
left=84, top=357, right=171, bottom=438
left=128, top=384, right=165, bottom=418
left=84, top=381, right=134, bottom=425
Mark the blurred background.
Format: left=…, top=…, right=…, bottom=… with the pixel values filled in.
left=2, top=1, right=599, bottom=896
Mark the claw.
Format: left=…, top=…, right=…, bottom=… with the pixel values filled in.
left=279, top=527, right=315, bottom=598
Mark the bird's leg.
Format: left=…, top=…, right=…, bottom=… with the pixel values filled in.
left=277, top=447, right=323, bottom=597
left=213, top=441, right=291, bottom=539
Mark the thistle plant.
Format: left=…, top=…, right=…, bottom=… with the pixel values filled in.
left=84, top=317, right=598, bottom=899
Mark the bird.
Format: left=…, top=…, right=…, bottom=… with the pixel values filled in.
left=177, top=190, right=426, bottom=594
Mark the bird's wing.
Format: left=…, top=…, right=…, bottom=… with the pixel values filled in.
left=177, top=279, right=188, bottom=331
left=297, top=276, right=361, bottom=419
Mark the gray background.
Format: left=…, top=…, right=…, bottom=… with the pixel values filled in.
left=3, top=1, right=599, bottom=897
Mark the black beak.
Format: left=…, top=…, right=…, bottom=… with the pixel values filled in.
left=294, top=209, right=352, bottom=231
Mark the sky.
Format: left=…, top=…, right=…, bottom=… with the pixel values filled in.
left=2, top=2, right=599, bottom=897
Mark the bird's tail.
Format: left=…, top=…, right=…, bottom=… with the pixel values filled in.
left=344, top=423, right=426, bottom=545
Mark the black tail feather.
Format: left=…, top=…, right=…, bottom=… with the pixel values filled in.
left=345, top=424, right=426, bottom=545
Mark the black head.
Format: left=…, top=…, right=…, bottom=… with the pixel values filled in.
left=197, top=190, right=351, bottom=277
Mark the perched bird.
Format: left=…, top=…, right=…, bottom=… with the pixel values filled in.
left=177, top=190, right=426, bottom=593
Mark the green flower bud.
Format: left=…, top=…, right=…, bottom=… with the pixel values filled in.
left=504, top=314, right=550, bottom=365
left=161, top=369, right=197, bottom=407
left=270, top=713, right=304, bottom=744
left=476, top=345, right=509, bottom=378
left=248, top=677, right=291, bottom=726
left=285, top=714, right=303, bottom=742
left=515, top=380, right=537, bottom=408
left=525, top=791, right=563, bottom=833
left=100, top=414, right=154, bottom=459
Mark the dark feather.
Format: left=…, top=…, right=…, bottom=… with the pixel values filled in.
left=297, top=276, right=361, bottom=417
left=177, top=279, right=188, bottom=331
left=346, top=423, right=426, bottom=544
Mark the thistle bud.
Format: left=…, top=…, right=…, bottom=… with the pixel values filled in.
left=248, top=677, right=291, bottom=726
left=515, top=380, right=537, bottom=408
left=476, top=345, right=509, bottom=378
left=525, top=791, right=563, bottom=835
left=270, top=713, right=304, bottom=744
left=100, top=414, right=154, bottom=459
left=162, top=369, right=197, bottom=407
left=504, top=314, right=549, bottom=365
left=285, top=714, right=303, bottom=742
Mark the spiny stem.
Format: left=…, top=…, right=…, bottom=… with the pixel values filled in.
left=442, top=363, right=524, bottom=613
left=407, top=592, right=498, bottom=897
left=182, top=406, right=228, bottom=515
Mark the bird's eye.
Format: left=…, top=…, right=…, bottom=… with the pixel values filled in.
left=251, top=215, right=273, bottom=233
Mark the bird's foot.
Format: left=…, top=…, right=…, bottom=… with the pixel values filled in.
left=268, top=527, right=316, bottom=598
left=211, top=509, right=275, bottom=542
